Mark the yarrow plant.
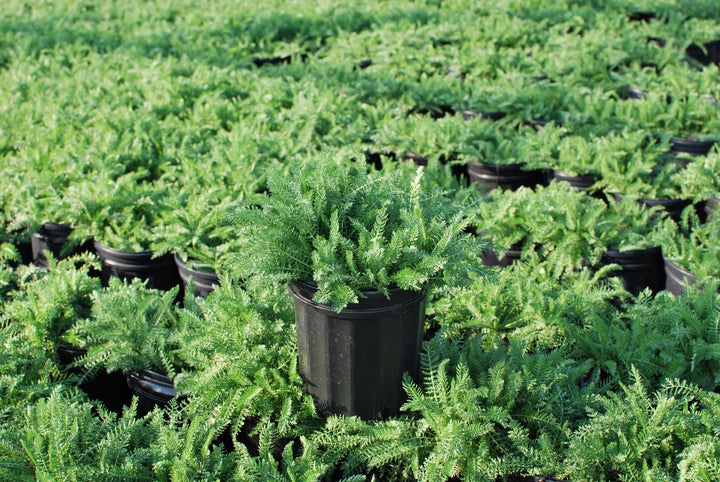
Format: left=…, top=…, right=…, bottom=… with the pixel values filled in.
left=229, top=151, right=488, bottom=311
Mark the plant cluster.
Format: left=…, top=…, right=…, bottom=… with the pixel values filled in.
left=1, top=0, right=720, bottom=479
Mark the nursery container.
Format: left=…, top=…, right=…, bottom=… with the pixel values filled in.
left=289, top=280, right=426, bottom=420
left=600, top=246, right=665, bottom=296
left=11, top=238, right=32, bottom=266
left=126, top=369, right=181, bottom=417
left=685, top=40, right=720, bottom=66
left=481, top=242, right=524, bottom=267
left=612, top=194, right=692, bottom=222
left=30, top=223, right=90, bottom=267
left=705, top=197, right=718, bottom=219
left=552, top=171, right=599, bottom=192
left=56, top=344, right=87, bottom=373
left=670, top=138, right=716, bottom=157
left=618, top=84, right=647, bottom=100
left=636, top=198, right=693, bottom=223
left=175, top=254, right=220, bottom=298
left=56, top=343, right=133, bottom=413
left=466, top=161, right=547, bottom=194
left=459, top=109, right=507, bottom=121
left=94, top=241, right=180, bottom=291
left=663, top=257, right=698, bottom=296
left=82, top=369, right=134, bottom=414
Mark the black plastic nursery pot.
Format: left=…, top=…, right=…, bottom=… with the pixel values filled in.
left=30, top=223, right=91, bottom=268
left=669, top=138, right=716, bottom=157
left=663, top=257, right=698, bottom=297
left=465, top=161, right=548, bottom=194
left=174, top=254, right=220, bottom=298
left=10, top=238, right=32, bottom=267
left=552, top=171, right=599, bottom=192
left=481, top=242, right=524, bottom=267
left=600, top=246, right=666, bottom=296
left=31, top=223, right=73, bottom=267
left=459, top=109, right=507, bottom=121
left=618, top=84, right=647, bottom=100
left=612, top=193, right=692, bottom=223
left=685, top=40, right=720, bottom=66
left=636, top=198, right=693, bottom=223
left=94, top=241, right=180, bottom=291
left=56, top=344, right=134, bottom=414
left=705, top=197, right=718, bottom=219
left=288, top=280, right=427, bottom=420
left=126, top=369, right=182, bottom=417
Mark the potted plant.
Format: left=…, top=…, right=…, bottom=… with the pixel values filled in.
left=547, top=134, right=603, bottom=191
left=593, top=129, right=696, bottom=220
left=64, top=278, right=186, bottom=415
left=153, top=189, right=245, bottom=298
left=617, top=92, right=719, bottom=156
left=459, top=118, right=549, bottom=193
left=474, top=182, right=667, bottom=294
left=228, top=154, right=488, bottom=419
left=678, top=146, right=720, bottom=220
left=650, top=210, right=720, bottom=295
left=65, top=173, right=180, bottom=291
left=3, top=253, right=101, bottom=371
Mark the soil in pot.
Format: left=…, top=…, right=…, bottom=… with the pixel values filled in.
left=174, top=254, right=220, bottom=299
left=94, top=241, right=180, bottom=291
left=288, top=280, right=427, bottom=420
left=663, top=257, right=698, bottom=296
left=599, top=246, right=666, bottom=296
left=466, top=161, right=548, bottom=194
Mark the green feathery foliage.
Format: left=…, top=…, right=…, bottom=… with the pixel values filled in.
left=175, top=276, right=315, bottom=447
left=0, top=242, right=20, bottom=303
left=679, top=147, right=720, bottom=202
left=3, top=253, right=100, bottom=366
left=428, top=256, right=627, bottom=350
left=229, top=152, right=488, bottom=311
left=144, top=404, right=238, bottom=481
left=66, top=278, right=184, bottom=378
left=563, top=368, right=719, bottom=481
left=475, top=181, right=665, bottom=270
left=652, top=208, right=720, bottom=280
left=64, top=172, right=172, bottom=253
left=153, top=188, right=244, bottom=272
left=0, top=255, right=100, bottom=424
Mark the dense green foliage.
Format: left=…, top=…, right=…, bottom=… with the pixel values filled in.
left=1, top=0, right=720, bottom=480
left=230, top=155, right=486, bottom=311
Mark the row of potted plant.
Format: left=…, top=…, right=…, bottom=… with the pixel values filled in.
left=2, top=225, right=719, bottom=480
left=1, top=0, right=719, bottom=478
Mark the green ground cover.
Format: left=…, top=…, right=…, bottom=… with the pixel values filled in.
left=1, top=0, right=720, bottom=480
